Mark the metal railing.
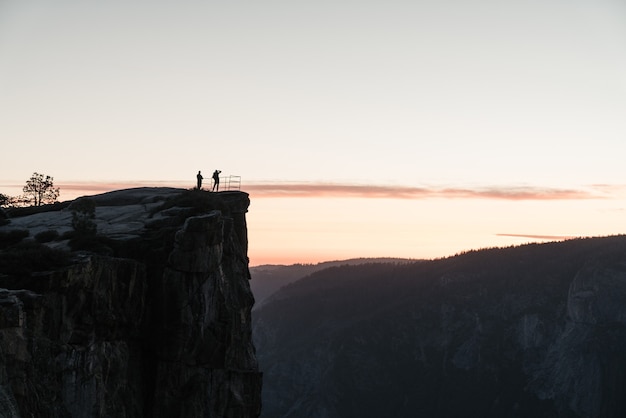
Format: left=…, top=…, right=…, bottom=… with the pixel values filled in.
left=221, top=175, right=241, bottom=191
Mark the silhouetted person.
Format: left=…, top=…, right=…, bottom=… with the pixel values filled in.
left=212, top=170, right=221, bottom=191
left=197, top=171, right=203, bottom=190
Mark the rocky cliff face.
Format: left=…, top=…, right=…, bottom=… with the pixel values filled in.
left=0, top=188, right=261, bottom=417
left=253, top=236, right=626, bottom=418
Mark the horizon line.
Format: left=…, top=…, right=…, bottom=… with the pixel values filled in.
left=496, top=233, right=579, bottom=240
left=0, top=180, right=615, bottom=201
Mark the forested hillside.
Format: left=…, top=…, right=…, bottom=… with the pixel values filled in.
left=250, top=258, right=412, bottom=306
left=253, top=236, right=626, bottom=418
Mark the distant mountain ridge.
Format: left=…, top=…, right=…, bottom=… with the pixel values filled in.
left=250, top=257, right=414, bottom=307
left=253, top=235, right=626, bottom=418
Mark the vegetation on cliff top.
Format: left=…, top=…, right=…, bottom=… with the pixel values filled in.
left=0, top=188, right=234, bottom=278
left=1, top=172, right=61, bottom=208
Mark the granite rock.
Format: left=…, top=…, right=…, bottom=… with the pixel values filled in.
left=0, top=188, right=261, bottom=417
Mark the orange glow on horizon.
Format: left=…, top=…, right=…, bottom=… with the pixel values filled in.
left=2, top=180, right=618, bottom=203
left=3, top=180, right=624, bottom=267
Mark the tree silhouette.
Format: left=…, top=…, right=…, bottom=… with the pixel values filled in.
left=22, top=172, right=60, bottom=206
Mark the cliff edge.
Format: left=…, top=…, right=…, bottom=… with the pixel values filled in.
left=0, top=188, right=262, bottom=417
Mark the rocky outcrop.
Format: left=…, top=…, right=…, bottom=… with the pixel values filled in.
left=0, top=257, right=147, bottom=417
left=153, top=210, right=260, bottom=418
left=529, top=261, right=626, bottom=417
left=0, top=189, right=261, bottom=417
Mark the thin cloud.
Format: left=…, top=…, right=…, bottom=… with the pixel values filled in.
left=245, top=182, right=600, bottom=201
left=497, top=233, right=578, bottom=240
left=589, top=183, right=626, bottom=196
left=16, top=180, right=610, bottom=202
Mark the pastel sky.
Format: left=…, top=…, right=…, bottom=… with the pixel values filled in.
left=1, top=0, right=626, bottom=265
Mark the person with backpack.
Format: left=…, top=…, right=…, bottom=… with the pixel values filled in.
left=212, top=170, right=221, bottom=191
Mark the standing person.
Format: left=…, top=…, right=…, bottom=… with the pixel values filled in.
left=212, top=170, right=221, bottom=191
left=196, top=171, right=203, bottom=190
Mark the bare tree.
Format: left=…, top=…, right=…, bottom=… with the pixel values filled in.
left=22, top=172, right=60, bottom=206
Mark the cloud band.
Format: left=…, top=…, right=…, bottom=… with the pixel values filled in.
left=1, top=180, right=603, bottom=202
left=244, top=183, right=599, bottom=201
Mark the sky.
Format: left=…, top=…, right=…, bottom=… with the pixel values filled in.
left=1, top=0, right=626, bottom=265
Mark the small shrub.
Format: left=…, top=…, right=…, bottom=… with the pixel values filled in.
left=153, top=189, right=227, bottom=217
left=35, top=229, right=60, bottom=243
left=0, top=208, right=8, bottom=226
left=70, top=197, right=97, bottom=236
left=4, top=201, right=70, bottom=218
left=0, top=241, right=71, bottom=276
left=0, top=229, right=30, bottom=249
left=60, top=230, right=75, bottom=240
left=68, top=235, right=115, bottom=255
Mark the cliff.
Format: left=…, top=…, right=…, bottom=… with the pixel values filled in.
left=253, top=236, right=626, bottom=417
left=0, top=188, right=261, bottom=417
